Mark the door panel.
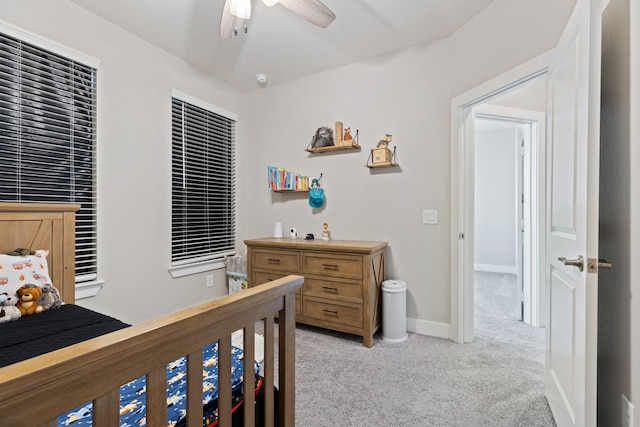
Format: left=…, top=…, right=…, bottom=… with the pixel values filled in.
left=545, top=0, right=601, bottom=426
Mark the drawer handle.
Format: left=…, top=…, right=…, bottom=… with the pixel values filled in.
left=322, top=263, right=338, bottom=270
left=322, top=309, right=338, bottom=315
left=267, top=258, right=281, bottom=264
left=322, top=286, right=339, bottom=292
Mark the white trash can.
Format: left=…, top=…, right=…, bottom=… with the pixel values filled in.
left=381, top=280, right=408, bottom=342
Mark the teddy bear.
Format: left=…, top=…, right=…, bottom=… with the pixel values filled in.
left=16, top=285, right=44, bottom=316
left=0, top=292, right=21, bottom=323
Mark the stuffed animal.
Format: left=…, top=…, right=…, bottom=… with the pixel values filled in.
left=16, top=286, right=44, bottom=316
left=37, top=283, right=62, bottom=310
left=6, top=248, right=36, bottom=256
left=0, top=292, right=21, bottom=323
left=310, top=126, right=334, bottom=148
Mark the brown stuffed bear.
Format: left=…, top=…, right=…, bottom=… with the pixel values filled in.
left=17, top=286, right=44, bottom=316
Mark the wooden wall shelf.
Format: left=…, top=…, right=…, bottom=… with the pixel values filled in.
left=273, top=189, right=309, bottom=193
left=305, top=143, right=361, bottom=153
left=366, top=162, right=399, bottom=168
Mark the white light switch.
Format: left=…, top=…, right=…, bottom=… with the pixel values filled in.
left=422, top=210, right=438, bottom=225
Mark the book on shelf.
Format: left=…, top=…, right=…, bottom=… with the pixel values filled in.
left=268, top=166, right=309, bottom=191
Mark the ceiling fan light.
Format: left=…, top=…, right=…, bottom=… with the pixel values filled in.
left=262, top=0, right=279, bottom=6
left=230, top=0, right=251, bottom=19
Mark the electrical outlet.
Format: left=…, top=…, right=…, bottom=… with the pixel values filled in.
left=622, top=394, right=634, bottom=427
left=206, top=275, right=214, bottom=288
left=422, top=209, right=438, bottom=225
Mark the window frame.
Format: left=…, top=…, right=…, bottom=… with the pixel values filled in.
left=169, top=89, right=238, bottom=278
left=0, top=21, right=101, bottom=298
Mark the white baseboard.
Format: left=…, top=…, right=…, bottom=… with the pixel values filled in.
left=474, top=263, right=516, bottom=274
left=407, top=317, right=451, bottom=339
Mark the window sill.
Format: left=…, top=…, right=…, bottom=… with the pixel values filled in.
left=168, top=259, right=225, bottom=278
left=76, top=280, right=105, bottom=300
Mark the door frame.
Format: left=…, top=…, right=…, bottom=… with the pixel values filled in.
left=450, top=52, right=551, bottom=343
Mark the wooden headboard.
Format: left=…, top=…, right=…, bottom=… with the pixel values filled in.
left=0, top=202, right=80, bottom=304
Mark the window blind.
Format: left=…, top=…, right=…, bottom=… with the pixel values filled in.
left=171, top=95, right=236, bottom=265
left=0, top=31, right=98, bottom=283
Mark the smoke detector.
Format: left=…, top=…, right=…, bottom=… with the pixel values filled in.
left=256, top=73, right=268, bottom=84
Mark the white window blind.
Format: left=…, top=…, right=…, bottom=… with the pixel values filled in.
left=0, top=31, right=98, bottom=283
left=171, top=93, right=236, bottom=266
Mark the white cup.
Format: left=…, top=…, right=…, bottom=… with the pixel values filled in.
left=273, top=222, right=283, bottom=238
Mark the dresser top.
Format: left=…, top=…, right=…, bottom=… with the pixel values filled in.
left=244, top=237, right=387, bottom=253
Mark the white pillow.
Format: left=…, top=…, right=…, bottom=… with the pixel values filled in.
left=0, top=249, right=52, bottom=306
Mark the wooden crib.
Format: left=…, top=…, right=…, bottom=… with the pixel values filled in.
left=0, top=202, right=302, bottom=426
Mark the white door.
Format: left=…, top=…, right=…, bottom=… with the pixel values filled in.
left=545, top=0, right=601, bottom=426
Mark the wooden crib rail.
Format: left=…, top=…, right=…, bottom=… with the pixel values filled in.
left=0, top=274, right=304, bottom=427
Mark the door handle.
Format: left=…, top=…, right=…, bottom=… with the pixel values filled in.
left=558, top=255, right=584, bottom=271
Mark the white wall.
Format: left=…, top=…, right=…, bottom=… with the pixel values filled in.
left=474, top=124, right=517, bottom=273
left=0, top=0, right=247, bottom=324
left=241, top=0, right=576, bottom=335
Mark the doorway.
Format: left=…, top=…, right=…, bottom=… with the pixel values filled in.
left=449, top=59, right=550, bottom=344
left=473, top=109, right=543, bottom=329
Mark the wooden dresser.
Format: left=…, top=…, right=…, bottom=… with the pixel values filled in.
left=244, top=237, right=387, bottom=347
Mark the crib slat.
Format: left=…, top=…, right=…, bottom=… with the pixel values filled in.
left=279, top=292, right=296, bottom=427
left=243, top=323, right=256, bottom=426
left=263, top=315, right=275, bottom=427
left=92, top=389, right=119, bottom=427
left=218, top=335, right=232, bottom=427
left=146, top=366, right=167, bottom=426
left=186, top=349, right=204, bottom=427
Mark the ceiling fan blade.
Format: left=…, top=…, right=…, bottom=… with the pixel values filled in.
left=278, top=0, right=336, bottom=28
left=220, top=0, right=236, bottom=39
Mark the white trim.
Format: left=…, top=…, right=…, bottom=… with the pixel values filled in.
left=75, top=280, right=105, bottom=300
left=171, top=89, right=239, bottom=121
left=168, top=259, right=226, bottom=278
left=0, top=19, right=100, bottom=68
left=406, top=317, right=451, bottom=339
left=474, top=264, right=517, bottom=274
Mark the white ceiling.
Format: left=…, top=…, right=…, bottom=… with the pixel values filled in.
left=69, top=0, right=497, bottom=92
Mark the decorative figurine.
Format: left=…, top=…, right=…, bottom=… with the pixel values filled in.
left=377, top=134, right=392, bottom=148
left=310, top=126, right=335, bottom=148
left=322, top=222, right=330, bottom=240
left=343, top=127, right=353, bottom=140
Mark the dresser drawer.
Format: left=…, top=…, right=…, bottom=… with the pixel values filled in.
left=253, top=271, right=301, bottom=316
left=252, top=249, right=300, bottom=273
left=303, top=297, right=363, bottom=328
left=253, top=271, right=301, bottom=295
left=304, top=276, right=362, bottom=304
left=302, top=253, right=362, bottom=279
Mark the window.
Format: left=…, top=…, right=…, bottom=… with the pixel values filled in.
left=170, top=90, right=237, bottom=276
left=0, top=26, right=98, bottom=285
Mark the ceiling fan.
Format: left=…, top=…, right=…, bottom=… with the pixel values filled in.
left=220, top=0, right=336, bottom=39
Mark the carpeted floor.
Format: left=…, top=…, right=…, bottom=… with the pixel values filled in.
left=260, top=271, right=556, bottom=426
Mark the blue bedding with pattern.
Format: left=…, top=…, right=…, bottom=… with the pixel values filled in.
left=58, top=341, right=258, bottom=427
